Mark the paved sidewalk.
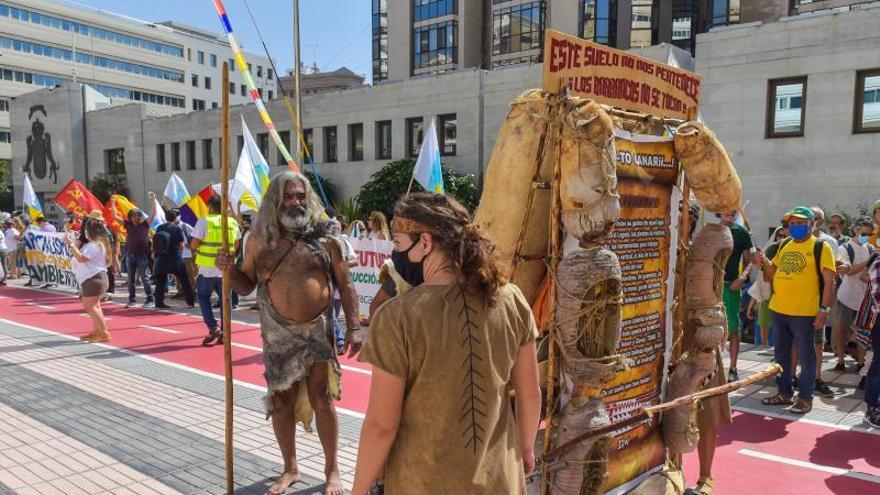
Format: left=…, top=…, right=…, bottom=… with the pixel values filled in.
left=0, top=318, right=362, bottom=494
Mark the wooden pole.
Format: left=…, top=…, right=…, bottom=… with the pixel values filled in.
left=220, top=61, right=234, bottom=495
left=540, top=364, right=782, bottom=464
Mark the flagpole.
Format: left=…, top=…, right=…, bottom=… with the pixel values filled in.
left=220, top=61, right=235, bottom=495
left=293, top=0, right=303, bottom=163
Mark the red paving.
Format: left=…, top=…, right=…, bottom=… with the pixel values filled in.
left=0, top=286, right=371, bottom=415
left=2, top=286, right=879, bottom=494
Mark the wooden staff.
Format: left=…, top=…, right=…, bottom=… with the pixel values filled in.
left=540, top=363, right=781, bottom=464
left=220, top=61, right=235, bottom=495
left=669, top=106, right=697, bottom=470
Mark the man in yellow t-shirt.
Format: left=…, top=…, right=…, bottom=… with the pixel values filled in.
left=753, top=206, right=836, bottom=415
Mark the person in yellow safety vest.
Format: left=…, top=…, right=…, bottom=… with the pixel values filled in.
left=190, top=194, right=240, bottom=345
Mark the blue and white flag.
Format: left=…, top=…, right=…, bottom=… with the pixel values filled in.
left=150, top=197, right=166, bottom=231
left=412, top=117, right=444, bottom=195
left=235, top=116, right=271, bottom=205
left=163, top=172, right=190, bottom=207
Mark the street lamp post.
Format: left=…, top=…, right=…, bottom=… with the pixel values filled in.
left=293, top=0, right=303, bottom=164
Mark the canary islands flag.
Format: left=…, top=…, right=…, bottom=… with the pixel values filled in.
left=413, top=117, right=444, bottom=194
left=163, top=172, right=190, bottom=207
left=237, top=116, right=271, bottom=203
left=22, top=175, right=42, bottom=220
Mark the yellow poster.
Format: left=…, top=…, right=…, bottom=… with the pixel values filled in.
left=601, top=131, right=680, bottom=493
left=542, top=30, right=701, bottom=120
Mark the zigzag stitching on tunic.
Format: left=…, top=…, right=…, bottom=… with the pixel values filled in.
left=455, top=286, right=486, bottom=454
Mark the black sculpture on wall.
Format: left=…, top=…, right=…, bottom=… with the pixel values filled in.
left=23, top=105, right=60, bottom=184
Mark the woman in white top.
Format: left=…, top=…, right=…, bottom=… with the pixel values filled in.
left=66, top=221, right=112, bottom=342
left=3, top=220, right=21, bottom=279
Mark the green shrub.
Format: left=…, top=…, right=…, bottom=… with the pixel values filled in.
left=356, top=159, right=477, bottom=220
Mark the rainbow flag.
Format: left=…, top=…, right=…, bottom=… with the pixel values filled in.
left=180, top=186, right=215, bottom=226
left=211, top=0, right=299, bottom=173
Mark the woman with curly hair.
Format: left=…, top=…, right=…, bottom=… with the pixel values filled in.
left=352, top=193, right=541, bottom=495
left=367, top=211, right=390, bottom=241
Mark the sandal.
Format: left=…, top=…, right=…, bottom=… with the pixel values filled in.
left=761, top=394, right=794, bottom=406
left=789, top=398, right=812, bottom=415
left=685, top=476, right=714, bottom=495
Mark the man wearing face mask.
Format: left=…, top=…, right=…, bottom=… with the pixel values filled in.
left=754, top=207, right=837, bottom=414
left=832, top=217, right=875, bottom=373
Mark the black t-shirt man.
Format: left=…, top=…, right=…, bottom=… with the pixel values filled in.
left=154, top=222, right=185, bottom=264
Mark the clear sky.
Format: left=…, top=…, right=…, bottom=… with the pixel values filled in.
left=68, top=0, right=373, bottom=82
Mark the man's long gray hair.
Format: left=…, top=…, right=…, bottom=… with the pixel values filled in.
left=257, top=171, right=325, bottom=247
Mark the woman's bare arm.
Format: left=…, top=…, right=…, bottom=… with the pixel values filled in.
left=351, top=368, right=404, bottom=495
left=511, top=341, right=541, bottom=475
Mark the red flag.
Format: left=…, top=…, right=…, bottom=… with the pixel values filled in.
left=53, top=179, right=103, bottom=218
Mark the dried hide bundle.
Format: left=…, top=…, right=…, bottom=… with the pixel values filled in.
left=629, top=468, right=685, bottom=495
left=559, top=99, right=619, bottom=244
left=552, top=398, right=612, bottom=495
left=555, top=247, right=622, bottom=385
left=475, top=89, right=553, bottom=303
left=674, top=121, right=742, bottom=213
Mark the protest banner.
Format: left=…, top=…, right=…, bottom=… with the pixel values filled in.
left=349, top=237, right=394, bottom=320
left=23, top=231, right=78, bottom=288
left=601, top=131, right=681, bottom=493
left=542, top=29, right=700, bottom=120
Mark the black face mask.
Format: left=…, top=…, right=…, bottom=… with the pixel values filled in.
left=391, top=238, right=424, bottom=287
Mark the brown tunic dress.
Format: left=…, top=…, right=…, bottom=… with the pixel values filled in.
left=361, top=283, right=538, bottom=495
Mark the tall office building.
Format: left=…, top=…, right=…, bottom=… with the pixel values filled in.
left=373, top=0, right=763, bottom=83
left=0, top=0, right=277, bottom=164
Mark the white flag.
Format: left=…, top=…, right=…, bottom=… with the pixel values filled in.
left=412, top=117, right=444, bottom=194
left=150, top=197, right=166, bottom=231
left=22, top=174, right=43, bottom=219
left=235, top=116, right=271, bottom=207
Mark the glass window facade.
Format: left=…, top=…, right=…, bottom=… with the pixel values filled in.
left=439, top=114, right=457, bottom=156
left=0, top=99, right=8, bottom=112
left=767, top=77, right=806, bottom=138
left=581, top=0, right=616, bottom=45
left=0, top=131, right=10, bottom=144
left=171, top=142, right=181, bottom=171
left=192, top=99, right=206, bottom=111
left=0, top=3, right=183, bottom=57
left=210, top=54, right=217, bottom=67
left=257, top=133, right=269, bottom=159
left=349, top=124, right=364, bottom=161
left=711, top=0, right=740, bottom=27
left=376, top=121, right=392, bottom=160
left=105, top=148, right=125, bottom=175
left=278, top=131, right=291, bottom=166
left=204, top=76, right=211, bottom=90
left=156, top=144, right=166, bottom=172
left=303, top=129, right=314, bottom=164
left=671, top=0, right=697, bottom=53
left=855, top=69, right=880, bottom=133
left=0, top=67, right=183, bottom=107
left=186, top=141, right=196, bottom=170
left=372, top=0, right=389, bottom=82
left=413, top=21, right=457, bottom=70
left=413, top=0, right=456, bottom=22
left=324, top=127, right=338, bottom=162
left=202, top=139, right=213, bottom=169
left=630, top=0, right=654, bottom=49
left=492, top=1, right=546, bottom=67
left=197, top=51, right=205, bottom=65
left=406, top=117, right=424, bottom=158
left=0, top=36, right=184, bottom=82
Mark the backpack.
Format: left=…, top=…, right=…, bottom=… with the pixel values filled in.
left=153, top=229, right=171, bottom=257
left=778, top=237, right=826, bottom=295
left=844, top=242, right=876, bottom=265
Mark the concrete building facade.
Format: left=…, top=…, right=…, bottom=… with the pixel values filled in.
left=0, top=0, right=276, bottom=163
left=373, top=0, right=753, bottom=83
left=696, top=4, right=880, bottom=240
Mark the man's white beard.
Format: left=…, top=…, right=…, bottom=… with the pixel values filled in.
left=278, top=205, right=312, bottom=233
